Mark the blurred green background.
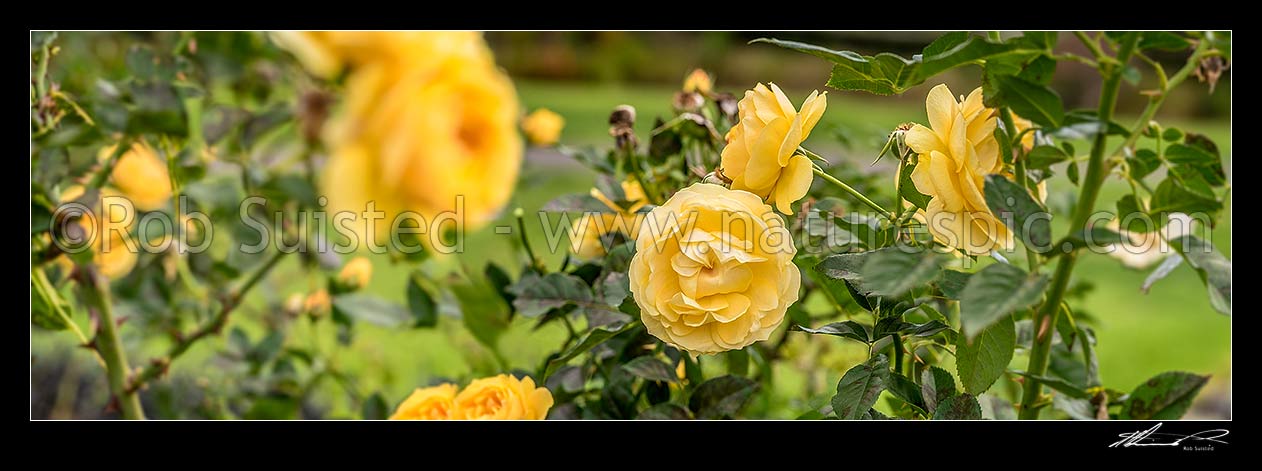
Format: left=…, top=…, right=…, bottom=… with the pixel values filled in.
left=31, top=32, right=1230, bottom=419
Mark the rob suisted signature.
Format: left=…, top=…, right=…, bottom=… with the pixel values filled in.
left=1110, top=422, right=1229, bottom=449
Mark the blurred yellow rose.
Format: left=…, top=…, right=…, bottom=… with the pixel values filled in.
left=337, top=256, right=373, bottom=289
left=57, top=186, right=139, bottom=280
left=389, top=384, right=459, bottom=420
left=521, top=108, right=565, bottom=146
left=453, top=374, right=553, bottom=420
left=271, top=31, right=492, bottom=79
left=318, top=32, right=522, bottom=245
left=904, top=84, right=1013, bottom=255
left=304, top=289, right=331, bottom=317
left=569, top=178, right=647, bottom=259
left=719, top=83, right=826, bottom=215
left=683, top=68, right=713, bottom=95
left=101, top=142, right=171, bottom=211
left=629, top=183, right=800, bottom=354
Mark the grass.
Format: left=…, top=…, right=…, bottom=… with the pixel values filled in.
left=32, top=79, right=1230, bottom=418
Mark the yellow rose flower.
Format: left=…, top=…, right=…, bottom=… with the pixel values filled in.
left=320, top=33, right=522, bottom=244
left=56, top=187, right=139, bottom=279
left=569, top=178, right=648, bottom=259
left=337, top=256, right=373, bottom=289
left=629, top=183, right=800, bottom=354
left=521, top=108, right=565, bottom=146
left=304, top=289, right=331, bottom=317
left=389, top=384, right=459, bottom=420
left=719, top=83, right=827, bottom=215
left=102, top=142, right=171, bottom=211
left=904, top=84, right=1013, bottom=255
left=683, top=68, right=713, bottom=95
left=271, top=31, right=493, bottom=79
left=453, top=374, right=554, bottom=420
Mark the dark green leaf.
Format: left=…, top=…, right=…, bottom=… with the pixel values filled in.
left=1149, top=177, right=1222, bottom=222
left=899, top=160, right=931, bottom=210
left=1017, top=55, right=1057, bottom=84
left=637, top=403, right=692, bottom=420
left=406, top=275, right=438, bottom=328
left=451, top=278, right=510, bottom=352
left=361, top=393, right=389, bottom=420
left=832, top=354, right=890, bottom=420
left=332, top=294, right=410, bottom=328
left=988, top=74, right=1064, bottom=127
left=1021, top=32, right=1059, bottom=50
left=1169, top=235, right=1231, bottom=315
left=542, top=322, right=636, bottom=380
left=1051, top=226, right=1125, bottom=257
left=956, top=315, right=1016, bottom=395
left=1012, top=371, right=1091, bottom=399
left=1127, top=148, right=1161, bottom=180
left=689, top=375, right=759, bottom=419
left=886, top=373, right=928, bottom=413
left=862, top=248, right=944, bottom=298
left=621, top=356, right=678, bottom=383
left=937, top=270, right=972, bottom=299
left=1138, top=32, right=1192, bottom=51
left=508, top=272, right=628, bottom=324
left=793, top=321, right=872, bottom=344
left=1116, top=194, right=1157, bottom=234
left=984, top=174, right=1053, bottom=252
left=484, top=263, right=515, bottom=306
left=960, top=263, right=1048, bottom=338
left=1025, top=145, right=1069, bottom=170
left=1119, top=372, right=1210, bottom=420
left=921, top=366, right=958, bottom=412
left=932, top=393, right=982, bottom=420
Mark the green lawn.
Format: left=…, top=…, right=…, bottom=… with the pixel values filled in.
left=32, top=79, right=1231, bottom=418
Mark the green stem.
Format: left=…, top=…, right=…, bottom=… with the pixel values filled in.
left=1110, top=39, right=1211, bottom=159
left=77, top=266, right=146, bottom=419
left=514, top=207, right=544, bottom=273
left=127, top=249, right=288, bottom=392
left=998, top=108, right=1040, bottom=272
left=1018, top=33, right=1139, bottom=420
left=33, top=267, right=105, bottom=367
left=812, top=166, right=894, bottom=221
left=1073, top=31, right=1106, bottom=59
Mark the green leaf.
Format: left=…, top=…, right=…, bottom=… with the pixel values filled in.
left=689, top=375, right=759, bottom=419
left=861, top=248, right=944, bottom=298
left=1025, top=145, right=1069, bottom=170
left=984, top=174, right=1053, bottom=252
left=543, top=322, right=636, bottom=380
left=1169, top=235, right=1232, bottom=315
left=1167, top=140, right=1226, bottom=187
left=637, top=403, right=692, bottom=420
left=1012, top=371, right=1091, bottom=399
left=1021, top=32, right=1059, bottom=50
left=988, top=74, right=1064, bottom=127
left=1161, top=127, right=1185, bottom=142
left=886, top=372, right=928, bottom=413
left=959, top=263, right=1048, bottom=338
left=1127, top=148, right=1161, bottom=180
left=899, top=160, right=931, bottom=210
left=754, top=34, right=1036, bottom=96
left=1149, top=177, right=1222, bottom=223
left=1116, top=194, right=1156, bottom=233
left=1051, top=226, right=1125, bottom=257
left=331, top=294, right=411, bottom=328
left=956, top=315, right=1016, bottom=395
left=832, top=354, right=891, bottom=420
left=451, top=278, right=511, bottom=353
left=937, top=270, right=972, bottom=299
left=1119, top=372, right=1210, bottom=420
left=406, top=275, right=438, bottom=328
left=508, top=272, right=628, bottom=324
left=1017, top=55, right=1057, bottom=84
left=1141, top=255, right=1184, bottom=293
left=932, top=393, right=983, bottom=420
left=921, top=366, right=958, bottom=413
left=361, top=393, right=389, bottom=420
left=483, top=263, right=515, bottom=306
left=621, top=356, right=678, bottom=383
left=1138, top=32, right=1192, bottom=51
left=793, top=321, right=871, bottom=344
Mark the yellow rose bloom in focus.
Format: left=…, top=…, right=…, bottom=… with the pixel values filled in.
left=683, top=68, right=713, bottom=95
left=337, top=256, right=373, bottom=289
left=521, top=108, right=565, bottom=146
left=904, top=84, right=1013, bottom=255
left=1010, top=111, right=1037, bottom=151
left=629, top=183, right=800, bottom=355
left=453, top=374, right=554, bottom=420
left=102, top=142, right=172, bottom=211
left=389, top=384, right=459, bottom=420
left=319, top=32, right=522, bottom=246
left=719, top=83, right=826, bottom=215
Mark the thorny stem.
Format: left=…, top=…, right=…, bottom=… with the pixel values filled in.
left=32, top=266, right=105, bottom=367
left=1019, top=33, right=1140, bottom=420
left=127, top=249, right=289, bottom=393
left=77, top=265, right=146, bottom=419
